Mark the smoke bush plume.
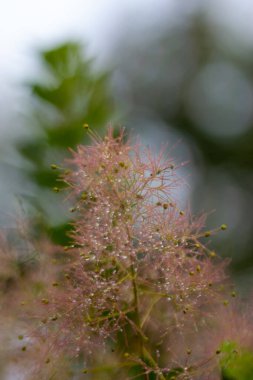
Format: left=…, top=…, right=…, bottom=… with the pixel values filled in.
left=3, top=127, right=253, bottom=380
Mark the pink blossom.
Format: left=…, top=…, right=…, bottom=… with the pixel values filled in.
left=4, top=127, right=252, bottom=379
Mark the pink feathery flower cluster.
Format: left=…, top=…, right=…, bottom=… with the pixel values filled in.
left=11, top=127, right=253, bottom=379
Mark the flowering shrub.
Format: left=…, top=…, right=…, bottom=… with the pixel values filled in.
left=2, top=127, right=253, bottom=379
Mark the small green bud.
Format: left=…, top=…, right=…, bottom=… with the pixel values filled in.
left=220, top=224, right=227, bottom=231
left=50, top=164, right=58, bottom=170
left=81, top=192, right=88, bottom=200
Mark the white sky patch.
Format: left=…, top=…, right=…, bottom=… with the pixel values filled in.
left=1, top=0, right=253, bottom=85
left=0, top=0, right=173, bottom=83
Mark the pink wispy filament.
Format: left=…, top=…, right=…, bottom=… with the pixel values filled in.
left=19, top=127, right=252, bottom=380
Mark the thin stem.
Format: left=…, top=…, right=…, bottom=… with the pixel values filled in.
left=109, top=177, right=166, bottom=380
left=130, top=261, right=144, bottom=357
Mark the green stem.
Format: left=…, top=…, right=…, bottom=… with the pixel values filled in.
left=130, top=262, right=144, bottom=358
left=130, top=264, right=166, bottom=380
left=110, top=185, right=165, bottom=380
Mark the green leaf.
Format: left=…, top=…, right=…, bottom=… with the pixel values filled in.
left=46, top=222, right=74, bottom=245
left=219, top=341, right=253, bottom=380
left=17, top=41, right=114, bottom=245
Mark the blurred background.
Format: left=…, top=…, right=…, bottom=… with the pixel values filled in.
left=1, top=0, right=253, bottom=292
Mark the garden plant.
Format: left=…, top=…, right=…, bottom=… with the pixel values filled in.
left=1, top=126, right=253, bottom=379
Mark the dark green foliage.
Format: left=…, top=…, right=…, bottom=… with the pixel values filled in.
left=46, top=221, right=74, bottom=246
left=17, top=42, right=114, bottom=243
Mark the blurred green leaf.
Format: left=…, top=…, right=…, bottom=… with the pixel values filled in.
left=17, top=41, right=114, bottom=243
left=219, top=341, right=253, bottom=380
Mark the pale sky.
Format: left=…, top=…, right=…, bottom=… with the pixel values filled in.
left=0, top=0, right=173, bottom=83
left=1, top=0, right=253, bottom=85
